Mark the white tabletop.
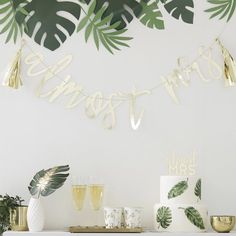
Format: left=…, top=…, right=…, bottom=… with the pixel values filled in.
left=3, top=231, right=236, bottom=236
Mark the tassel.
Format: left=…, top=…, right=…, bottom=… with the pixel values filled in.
left=217, top=38, right=236, bottom=87
left=2, top=41, right=25, bottom=89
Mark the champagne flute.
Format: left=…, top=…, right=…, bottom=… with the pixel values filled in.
left=72, top=177, right=87, bottom=225
left=88, top=176, right=104, bottom=226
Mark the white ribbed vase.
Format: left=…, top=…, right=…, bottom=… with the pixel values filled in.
left=27, top=197, right=45, bottom=232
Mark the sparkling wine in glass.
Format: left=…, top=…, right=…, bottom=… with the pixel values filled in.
left=72, top=177, right=87, bottom=226
left=89, top=184, right=104, bottom=211
left=72, top=184, right=87, bottom=211
left=89, top=176, right=104, bottom=226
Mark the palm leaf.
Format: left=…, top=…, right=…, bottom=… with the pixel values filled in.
left=28, top=165, right=70, bottom=198
left=0, top=0, right=27, bottom=43
left=0, top=0, right=28, bottom=43
left=156, top=206, right=172, bottom=229
left=139, top=0, right=164, bottom=29
left=194, top=179, right=201, bottom=200
left=205, top=0, right=236, bottom=21
left=77, top=0, right=133, bottom=54
left=168, top=179, right=188, bottom=199
left=180, top=207, right=205, bottom=230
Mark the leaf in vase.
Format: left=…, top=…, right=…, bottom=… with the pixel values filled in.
left=168, top=180, right=188, bottom=199
left=28, top=165, right=70, bottom=197
left=156, top=206, right=172, bottom=229
left=194, top=179, right=201, bottom=200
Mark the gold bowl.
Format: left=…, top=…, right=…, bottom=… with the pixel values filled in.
left=211, top=216, right=235, bottom=233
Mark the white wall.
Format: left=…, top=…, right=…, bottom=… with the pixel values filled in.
left=0, top=1, right=236, bottom=230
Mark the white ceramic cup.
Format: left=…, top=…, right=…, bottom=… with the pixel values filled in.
left=104, top=207, right=122, bottom=228
left=124, top=207, right=142, bottom=228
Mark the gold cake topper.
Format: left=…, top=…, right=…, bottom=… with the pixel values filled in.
left=168, top=151, right=196, bottom=176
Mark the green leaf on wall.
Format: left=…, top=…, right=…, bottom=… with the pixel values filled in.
left=168, top=179, right=188, bottom=199
left=181, top=207, right=205, bottom=230
left=205, top=0, right=236, bottom=22
left=194, top=179, right=201, bottom=200
left=83, top=0, right=143, bottom=30
left=156, top=206, right=172, bottom=229
left=161, top=0, right=194, bottom=24
left=0, top=0, right=27, bottom=43
left=16, top=0, right=81, bottom=51
left=77, top=0, right=133, bottom=54
left=139, top=0, right=165, bottom=29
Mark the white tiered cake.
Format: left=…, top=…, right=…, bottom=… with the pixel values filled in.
left=154, top=176, right=208, bottom=232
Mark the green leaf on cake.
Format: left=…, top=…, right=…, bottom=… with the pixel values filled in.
left=156, top=206, right=172, bottom=229
left=182, top=207, right=205, bottom=230
left=139, top=0, right=165, bottom=29
left=168, top=180, right=188, bottom=199
left=205, top=0, right=236, bottom=22
left=194, top=179, right=201, bottom=200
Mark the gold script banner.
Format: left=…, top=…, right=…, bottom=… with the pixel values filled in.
left=22, top=43, right=225, bottom=130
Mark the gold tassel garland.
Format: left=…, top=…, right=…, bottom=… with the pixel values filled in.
left=217, top=38, right=236, bottom=87
left=2, top=46, right=23, bottom=89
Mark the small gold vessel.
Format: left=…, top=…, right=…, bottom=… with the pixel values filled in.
left=10, top=206, right=28, bottom=231
left=211, top=215, right=235, bottom=233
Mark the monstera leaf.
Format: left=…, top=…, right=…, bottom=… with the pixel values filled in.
left=83, top=0, right=143, bottom=30
left=168, top=179, right=188, bottom=199
left=139, top=0, right=164, bottom=29
left=194, top=179, right=201, bottom=200
left=0, top=0, right=27, bottom=43
left=161, top=0, right=194, bottom=23
left=16, top=0, right=81, bottom=51
left=205, top=0, right=236, bottom=22
left=156, top=206, right=172, bottom=229
left=28, top=165, right=70, bottom=198
left=181, top=207, right=205, bottom=230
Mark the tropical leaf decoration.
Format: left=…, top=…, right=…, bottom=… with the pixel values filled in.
left=194, top=179, right=201, bottom=200
left=16, top=0, right=81, bottom=51
left=160, top=0, right=194, bottom=23
left=0, top=0, right=28, bottom=43
left=168, top=179, right=188, bottom=199
left=156, top=206, right=172, bottom=229
left=77, top=0, right=133, bottom=54
left=28, top=165, right=70, bottom=198
left=82, top=0, right=143, bottom=30
left=0, top=0, right=234, bottom=52
left=205, top=0, right=236, bottom=22
left=139, top=0, right=165, bottom=29
left=180, top=206, right=205, bottom=230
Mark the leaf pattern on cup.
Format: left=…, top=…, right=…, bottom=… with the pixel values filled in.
left=124, top=207, right=142, bottom=228
left=104, top=208, right=122, bottom=228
